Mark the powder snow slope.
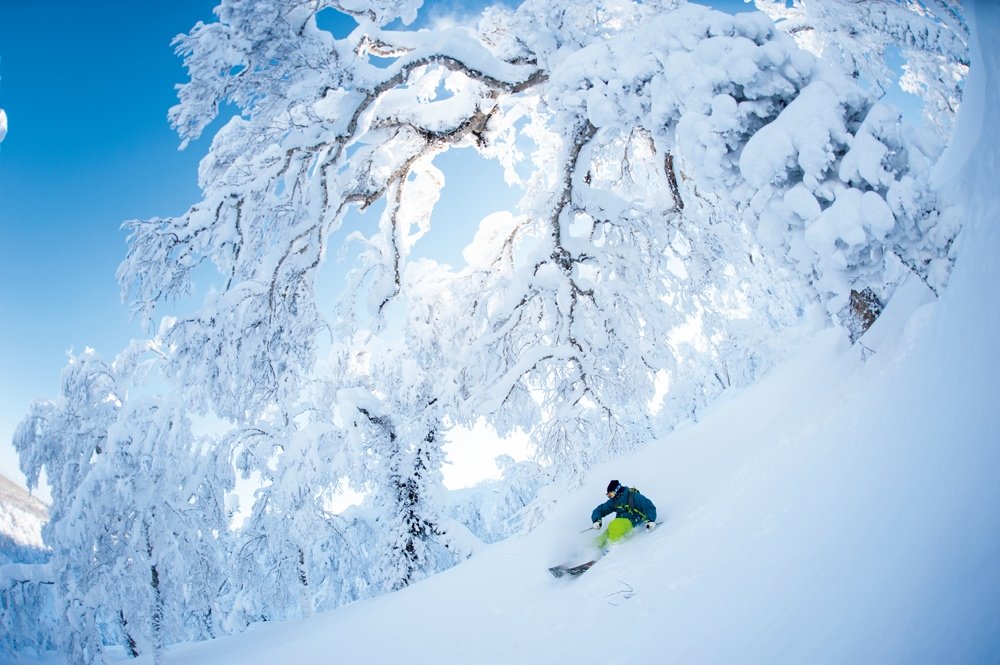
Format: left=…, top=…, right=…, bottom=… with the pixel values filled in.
left=133, top=4, right=1000, bottom=658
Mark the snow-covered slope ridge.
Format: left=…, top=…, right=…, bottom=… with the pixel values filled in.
left=0, top=473, right=47, bottom=562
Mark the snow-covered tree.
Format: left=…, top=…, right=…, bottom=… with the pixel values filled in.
left=752, top=0, right=969, bottom=139
left=218, top=416, right=367, bottom=627
left=0, top=563, right=57, bottom=656
left=99, top=396, right=230, bottom=659
left=334, top=245, right=478, bottom=590
left=446, top=0, right=957, bottom=482
left=447, top=455, right=549, bottom=543
left=13, top=348, right=231, bottom=664
left=336, top=342, right=461, bottom=591
left=117, top=0, right=960, bottom=492
left=14, top=350, right=123, bottom=663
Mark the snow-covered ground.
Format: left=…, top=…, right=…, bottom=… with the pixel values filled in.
left=0, top=473, right=47, bottom=561
left=4, top=3, right=999, bottom=664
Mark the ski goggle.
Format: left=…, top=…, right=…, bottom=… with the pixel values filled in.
left=607, top=490, right=617, bottom=498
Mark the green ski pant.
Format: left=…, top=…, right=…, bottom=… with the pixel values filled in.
left=596, top=517, right=634, bottom=548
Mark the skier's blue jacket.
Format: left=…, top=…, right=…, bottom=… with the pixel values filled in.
left=591, top=486, right=656, bottom=526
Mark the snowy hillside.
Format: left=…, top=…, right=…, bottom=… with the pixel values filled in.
left=0, top=473, right=47, bottom=564
left=11, top=4, right=987, bottom=662
left=0, top=2, right=1000, bottom=665
left=91, top=272, right=996, bottom=665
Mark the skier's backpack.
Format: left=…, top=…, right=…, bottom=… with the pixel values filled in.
left=625, top=487, right=649, bottom=521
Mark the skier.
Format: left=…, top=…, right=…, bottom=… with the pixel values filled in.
left=591, top=479, right=657, bottom=547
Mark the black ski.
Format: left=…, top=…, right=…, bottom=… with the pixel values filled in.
left=548, top=559, right=597, bottom=578
left=549, top=520, right=663, bottom=578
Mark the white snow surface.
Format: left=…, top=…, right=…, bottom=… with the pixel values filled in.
left=6, top=4, right=1000, bottom=664
left=0, top=473, right=47, bottom=553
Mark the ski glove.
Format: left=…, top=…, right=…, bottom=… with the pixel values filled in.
left=645, top=521, right=655, bottom=531
left=593, top=521, right=602, bottom=530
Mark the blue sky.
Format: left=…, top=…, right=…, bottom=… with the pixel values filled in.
left=0, top=2, right=219, bottom=487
